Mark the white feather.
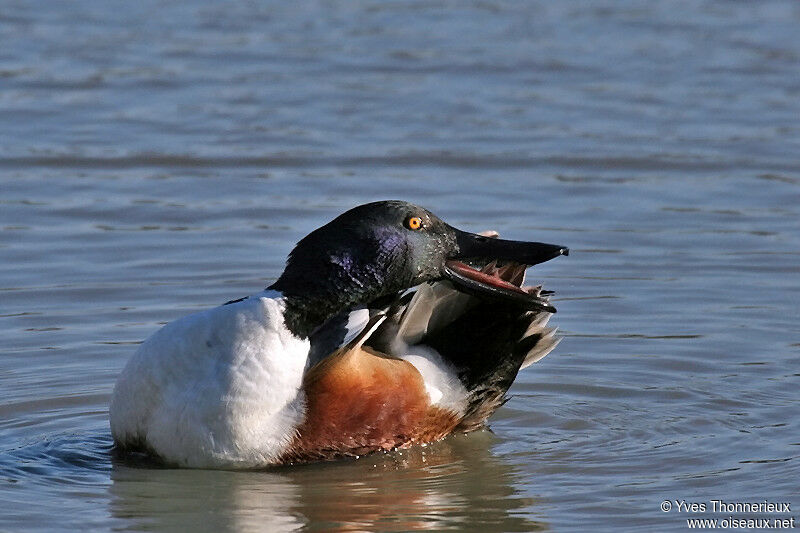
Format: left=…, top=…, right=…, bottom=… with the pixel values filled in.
left=399, top=346, right=468, bottom=416
left=109, top=290, right=309, bottom=468
left=341, top=307, right=370, bottom=346
left=520, top=326, right=560, bottom=369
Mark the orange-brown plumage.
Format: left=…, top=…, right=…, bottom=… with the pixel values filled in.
left=281, top=342, right=461, bottom=463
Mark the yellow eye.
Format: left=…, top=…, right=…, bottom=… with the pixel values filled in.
left=405, top=216, right=423, bottom=230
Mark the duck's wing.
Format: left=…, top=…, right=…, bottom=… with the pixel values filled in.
left=307, top=290, right=417, bottom=368
left=370, top=261, right=560, bottom=432
left=307, top=307, right=373, bottom=368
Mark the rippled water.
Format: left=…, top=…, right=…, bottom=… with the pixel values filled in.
left=2, top=1, right=799, bottom=531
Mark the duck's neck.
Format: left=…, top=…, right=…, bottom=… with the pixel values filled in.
left=269, top=271, right=387, bottom=339
left=276, top=292, right=351, bottom=339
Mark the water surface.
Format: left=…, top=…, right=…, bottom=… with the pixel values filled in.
left=1, top=1, right=799, bottom=531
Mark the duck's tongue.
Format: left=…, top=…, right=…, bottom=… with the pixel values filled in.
left=443, top=260, right=557, bottom=312
left=445, top=260, right=528, bottom=294
left=443, top=228, right=568, bottom=312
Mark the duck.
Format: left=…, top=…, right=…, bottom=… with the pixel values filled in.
left=109, top=200, right=568, bottom=468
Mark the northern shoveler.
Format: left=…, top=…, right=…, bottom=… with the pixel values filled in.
left=110, top=200, right=568, bottom=468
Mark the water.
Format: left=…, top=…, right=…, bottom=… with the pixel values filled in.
left=1, top=1, right=799, bottom=531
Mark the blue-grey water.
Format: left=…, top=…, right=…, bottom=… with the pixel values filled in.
left=1, top=1, right=799, bottom=531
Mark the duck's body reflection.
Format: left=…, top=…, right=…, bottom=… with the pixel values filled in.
left=109, top=430, right=547, bottom=532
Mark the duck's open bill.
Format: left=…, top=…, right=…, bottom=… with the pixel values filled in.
left=443, top=228, right=568, bottom=311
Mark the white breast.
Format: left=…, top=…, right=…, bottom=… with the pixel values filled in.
left=109, top=290, right=310, bottom=468
left=399, top=346, right=469, bottom=416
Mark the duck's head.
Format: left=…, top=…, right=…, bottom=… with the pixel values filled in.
left=270, top=200, right=568, bottom=337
